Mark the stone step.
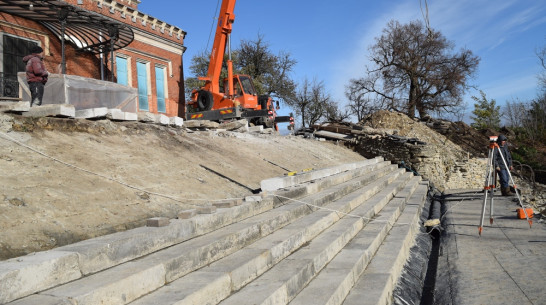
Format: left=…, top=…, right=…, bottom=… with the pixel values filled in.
left=290, top=182, right=428, bottom=305
left=343, top=183, right=428, bottom=305
left=218, top=175, right=419, bottom=305
left=129, top=171, right=413, bottom=305
left=3, top=161, right=397, bottom=304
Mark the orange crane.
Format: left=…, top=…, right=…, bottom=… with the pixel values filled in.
left=187, top=0, right=292, bottom=129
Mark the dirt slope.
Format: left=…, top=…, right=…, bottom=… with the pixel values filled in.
left=0, top=115, right=364, bottom=260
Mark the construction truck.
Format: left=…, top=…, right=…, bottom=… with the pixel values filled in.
left=186, top=0, right=293, bottom=130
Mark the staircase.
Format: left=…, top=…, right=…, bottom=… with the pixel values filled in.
left=1, top=157, right=430, bottom=305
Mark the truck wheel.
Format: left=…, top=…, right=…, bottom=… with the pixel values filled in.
left=197, top=90, right=213, bottom=111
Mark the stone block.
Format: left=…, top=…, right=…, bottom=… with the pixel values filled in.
left=137, top=111, right=156, bottom=123
left=248, top=125, right=263, bottom=133
left=201, top=120, right=220, bottom=129
left=0, top=251, right=82, bottom=304
left=0, top=101, right=30, bottom=113
left=197, top=206, right=217, bottom=214
left=75, top=107, right=108, bottom=119
left=157, top=114, right=169, bottom=125
left=212, top=199, right=237, bottom=208
left=245, top=196, right=262, bottom=202
left=22, top=104, right=75, bottom=118
left=106, top=109, right=124, bottom=120
left=221, top=119, right=248, bottom=131
left=123, top=112, right=138, bottom=121
left=146, top=217, right=170, bottom=227
left=184, top=120, right=202, bottom=128
left=169, top=116, right=184, bottom=127
left=178, top=209, right=197, bottom=219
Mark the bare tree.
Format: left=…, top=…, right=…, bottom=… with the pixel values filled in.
left=345, top=81, right=382, bottom=122
left=324, top=100, right=351, bottom=123
left=237, top=34, right=297, bottom=104
left=504, top=99, right=527, bottom=128
left=537, top=43, right=546, bottom=92
left=185, top=34, right=297, bottom=104
left=285, top=78, right=330, bottom=128
left=349, top=20, right=480, bottom=118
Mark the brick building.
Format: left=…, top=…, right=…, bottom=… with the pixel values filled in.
left=0, top=0, right=187, bottom=117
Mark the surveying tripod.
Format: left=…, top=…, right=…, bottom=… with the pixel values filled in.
left=479, top=136, right=532, bottom=235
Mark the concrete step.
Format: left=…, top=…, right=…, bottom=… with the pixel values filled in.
left=343, top=183, right=429, bottom=305
left=128, top=171, right=413, bottom=305
left=219, top=175, right=420, bottom=305
left=3, top=160, right=397, bottom=304
left=291, top=182, right=428, bottom=305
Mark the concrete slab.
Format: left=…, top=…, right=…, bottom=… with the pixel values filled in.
left=22, top=104, right=75, bottom=118
left=248, top=125, right=263, bottom=133
left=436, top=189, right=546, bottom=305
left=169, top=116, right=184, bottom=127
left=130, top=271, right=231, bottom=305
left=157, top=114, right=169, bottom=125
left=123, top=112, right=137, bottom=121
left=75, top=107, right=108, bottom=119
left=57, top=220, right=196, bottom=275
left=137, top=111, right=156, bottom=122
left=260, top=157, right=383, bottom=191
left=43, top=261, right=166, bottom=305
left=0, top=251, right=81, bottom=304
left=8, top=294, right=73, bottom=305
left=147, top=217, right=170, bottom=227
left=0, top=101, right=30, bottom=113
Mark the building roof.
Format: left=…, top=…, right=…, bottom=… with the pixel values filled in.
left=0, top=0, right=133, bottom=54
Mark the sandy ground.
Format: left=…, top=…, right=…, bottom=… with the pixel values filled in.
left=0, top=115, right=364, bottom=260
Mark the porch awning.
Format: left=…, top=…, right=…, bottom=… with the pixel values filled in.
left=0, top=0, right=134, bottom=54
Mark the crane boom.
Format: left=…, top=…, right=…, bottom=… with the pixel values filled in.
left=199, top=0, right=236, bottom=95
left=187, top=0, right=294, bottom=131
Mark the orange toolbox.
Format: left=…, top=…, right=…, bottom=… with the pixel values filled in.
left=516, top=208, right=534, bottom=219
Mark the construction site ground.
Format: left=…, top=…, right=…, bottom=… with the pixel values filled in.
left=436, top=189, right=546, bottom=305
left=0, top=115, right=364, bottom=260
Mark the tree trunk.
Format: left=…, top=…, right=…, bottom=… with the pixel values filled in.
left=407, top=77, right=417, bottom=118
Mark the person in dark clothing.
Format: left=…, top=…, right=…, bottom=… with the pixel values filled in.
left=494, top=134, right=513, bottom=196
left=23, top=46, right=48, bottom=107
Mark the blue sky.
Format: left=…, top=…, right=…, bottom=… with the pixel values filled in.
left=140, top=0, right=546, bottom=121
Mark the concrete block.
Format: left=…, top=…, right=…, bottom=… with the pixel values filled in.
left=137, top=111, right=156, bottom=122
left=197, top=206, right=217, bottom=214
left=75, top=107, right=108, bottom=119
left=147, top=217, right=170, bottom=227
left=106, top=109, right=124, bottom=120
left=8, top=294, right=73, bottom=305
left=178, top=209, right=197, bottom=219
left=260, top=157, right=383, bottom=192
left=245, top=195, right=262, bottom=202
left=201, top=120, right=220, bottom=129
left=44, top=261, right=166, bottom=305
left=0, top=101, right=30, bottom=113
left=123, top=112, right=138, bottom=121
left=130, top=271, right=231, bottom=305
left=0, top=251, right=82, bottom=304
left=248, top=125, right=264, bottom=133
left=22, top=104, right=75, bottom=118
left=169, top=116, right=184, bottom=127
left=57, top=221, right=196, bottom=275
left=212, top=199, right=237, bottom=208
left=184, top=120, right=202, bottom=128
left=157, top=114, right=169, bottom=125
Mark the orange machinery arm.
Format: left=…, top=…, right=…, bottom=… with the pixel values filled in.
left=199, top=0, right=236, bottom=97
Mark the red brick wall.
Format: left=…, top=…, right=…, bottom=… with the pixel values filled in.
left=0, top=0, right=186, bottom=118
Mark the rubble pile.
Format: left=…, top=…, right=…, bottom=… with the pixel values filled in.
left=309, top=111, right=545, bottom=212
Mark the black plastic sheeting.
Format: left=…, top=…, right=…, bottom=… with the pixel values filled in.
left=392, top=186, right=443, bottom=305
